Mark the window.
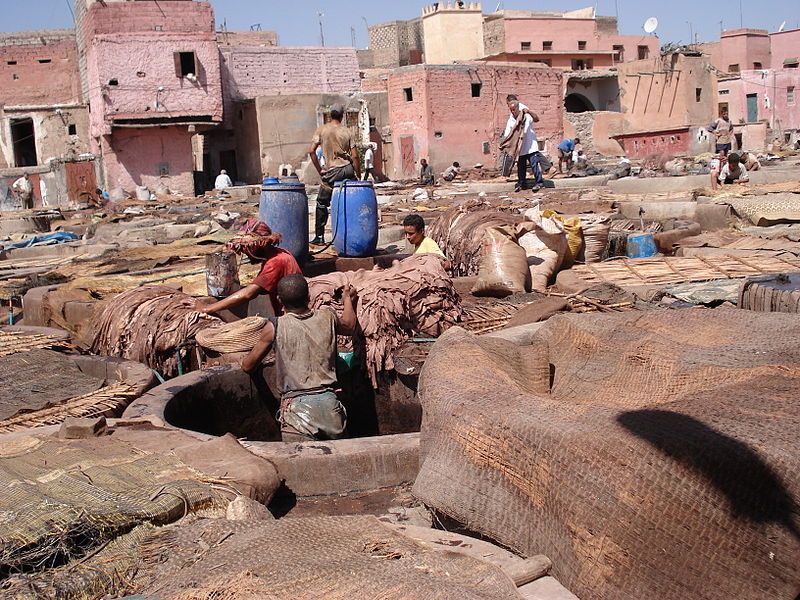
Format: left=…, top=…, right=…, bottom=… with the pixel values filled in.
left=434, top=131, right=443, bottom=139
left=108, top=78, right=118, bottom=86
left=403, top=87, right=413, bottom=102
left=6, top=60, right=16, bottom=65
left=471, top=82, right=482, bottom=97
left=10, top=117, right=37, bottom=167
left=786, top=61, right=799, bottom=69
left=12, top=74, right=19, bottom=80
left=719, top=89, right=730, bottom=95
left=696, top=88, right=702, bottom=102
left=482, top=141, right=491, bottom=154
left=753, top=62, right=762, bottom=69
left=38, top=58, right=51, bottom=64
left=638, top=45, right=650, bottom=60
left=174, top=51, right=198, bottom=78
left=157, top=162, right=170, bottom=176
left=68, top=124, right=77, bottom=135
left=542, top=41, right=553, bottom=51
left=571, top=59, right=593, bottom=70
left=521, top=42, right=531, bottom=51
left=728, top=64, right=740, bottom=73
left=789, top=86, right=796, bottom=105
left=578, top=41, right=587, bottom=50
left=613, top=45, right=624, bottom=61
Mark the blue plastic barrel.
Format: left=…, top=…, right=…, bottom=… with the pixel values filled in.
left=331, top=180, right=379, bottom=258
left=262, top=177, right=280, bottom=185
left=626, top=232, right=658, bottom=258
left=259, top=181, right=309, bottom=262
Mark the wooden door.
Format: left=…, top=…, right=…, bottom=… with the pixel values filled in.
left=65, top=161, right=97, bottom=205
left=400, top=136, right=415, bottom=179
left=746, top=94, right=759, bottom=123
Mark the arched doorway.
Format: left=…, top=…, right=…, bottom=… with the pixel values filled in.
left=565, top=93, right=595, bottom=113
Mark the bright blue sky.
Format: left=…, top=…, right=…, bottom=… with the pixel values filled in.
left=6, top=0, right=799, bottom=47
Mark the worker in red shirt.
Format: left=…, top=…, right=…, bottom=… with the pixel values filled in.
left=198, top=219, right=302, bottom=317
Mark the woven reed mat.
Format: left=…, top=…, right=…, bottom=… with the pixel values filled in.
left=0, top=435, right=230, bottom=584
left=0, top=330, right=69, bottom=358
left=0, top=349, right=104, bottom=421
left=196, top=316, right=268, bottom=354
left=128, top=515, right=521, bottom=600
left=415, top=309, right=800, bottom=600
left=569, top=254, right=800, bottom=287
left=727, top=193, right=800, bottom=226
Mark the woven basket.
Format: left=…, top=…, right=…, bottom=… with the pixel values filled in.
left=196, top=316, right=268, bottom=354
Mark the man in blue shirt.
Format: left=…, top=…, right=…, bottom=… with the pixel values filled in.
left=557, top=137, right=580, bottom=174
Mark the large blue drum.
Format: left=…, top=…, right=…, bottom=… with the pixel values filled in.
left=259, top=180, right=309, bottom=262
left=331, top=181, right=379, bottom=258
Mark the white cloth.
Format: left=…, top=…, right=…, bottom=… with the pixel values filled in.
left=503, top=102, right=539, bottom=156
left=39, top=179, right=49, bottom=207
left=214, top=174, right=233, bottom=189
left=364, top=148, right=374, bottom=169
left=718, top=163, right=749, bottom=183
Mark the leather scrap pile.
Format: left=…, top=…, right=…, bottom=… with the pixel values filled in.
left=308, top=254, right=463, bottom=386
left=428, top=200, right=523, bottom=276
left=90, top=286, right=221, bottom=376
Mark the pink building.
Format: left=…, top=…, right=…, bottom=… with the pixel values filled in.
left=388, top=63, right=563, bottom=179
left=81, top=0, right=223, bottom=195
left=770, top=29, right=800, bottom=69
left=482, top=9, right=660, bottom=68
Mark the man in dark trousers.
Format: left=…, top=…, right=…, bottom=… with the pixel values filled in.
left=243, top=274, right=359, bottom=442
left=309, top=104, right=360, bottom=245
left=501, top=94, right=543, bottom=193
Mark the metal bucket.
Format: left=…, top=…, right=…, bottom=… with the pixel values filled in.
left=206, top=251, right=240, bottom=298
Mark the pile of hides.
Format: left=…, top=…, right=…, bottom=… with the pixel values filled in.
left=414, top=309, right=800, bottom=600
left=428, top=200, right=523, bottom=276
left=90, top=286, right=221, bottom=376
left=308, top=254, right=463, bottom=387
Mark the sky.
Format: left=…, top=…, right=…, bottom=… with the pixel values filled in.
left=4, top=0, right=799, bottom=47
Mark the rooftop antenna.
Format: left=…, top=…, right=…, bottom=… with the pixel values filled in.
left=643, top=16, right=659, bottom=35
left=318, top=12, right=325, bottom=47
left=778, top=21, right=787, bottom=32
left=351, top=26, right=357, bottom=47
left=739, top=0, right=743, bottom=27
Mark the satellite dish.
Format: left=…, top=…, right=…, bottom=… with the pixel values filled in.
left=644, top=17, right=659, bottom=34
left=779, top=21, right=787, bottom=32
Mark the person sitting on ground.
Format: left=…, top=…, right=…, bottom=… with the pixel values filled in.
left=242, top=274, right=358, bottom=442
left=708, top=109, right=733, bottom=157
left=403, top=214, right=451, bottom=269
left=558, top=137, right=580, bottom=173
left=712, top=152, right=750, bottom=191
left=741, top=151, right=761, bottom=171
left=309, top=104, right=360, bottom=245
left=420, top=159, right=435, bottom=186
left=198, top=219, right=302, bottom=317
left=442, top=162, right=461, bottom=182
left=214, top=169, right=233, bottom=190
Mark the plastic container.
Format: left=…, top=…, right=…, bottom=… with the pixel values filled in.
left=626, top=232, right=658, bottom=258
left=330, top=181, right=379, bottom=258
left=205, top=251, right=241, bottom=298
left=262, top=177, right=279, bottom=185
left=259, top=181, right=309, bottom=262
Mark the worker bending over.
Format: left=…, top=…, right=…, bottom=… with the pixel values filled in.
left=198, top=220, right=302, bottom=317
left=712, top=152, right=750, bottom=191
left=309, top=104, right=360, bottom=245
left=243, top=274, right=359, bottom=442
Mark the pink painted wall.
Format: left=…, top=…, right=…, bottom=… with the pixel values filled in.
left=719, top=69, right=800, bottom=131
left=496, top=18, right=659, bottom=63
left=101, top=126, right=194, bottom=194
left=719, top=29, right=771, bottom=72
left=388, top=64, right=563, bottom=178
left=769, top=29, right=800, bottom=69
left=614, top=128, right=691, bottom=158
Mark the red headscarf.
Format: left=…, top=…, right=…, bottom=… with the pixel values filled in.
left=226, top=219, right=283, bottom=261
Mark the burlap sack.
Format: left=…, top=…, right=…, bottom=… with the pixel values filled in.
left=579, top=215, right=611, bottom=263
left=471, top=226, right=530, bottom=298
left=517, top=218, right=568, bottom=292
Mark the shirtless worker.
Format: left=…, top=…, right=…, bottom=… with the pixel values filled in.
left=243, top=274, right=359, bottom=442
left=309, top=104, right=360, bottom=245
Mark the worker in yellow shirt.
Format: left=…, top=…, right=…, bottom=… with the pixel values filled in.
left=403, top=214, right=451, bottom=270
